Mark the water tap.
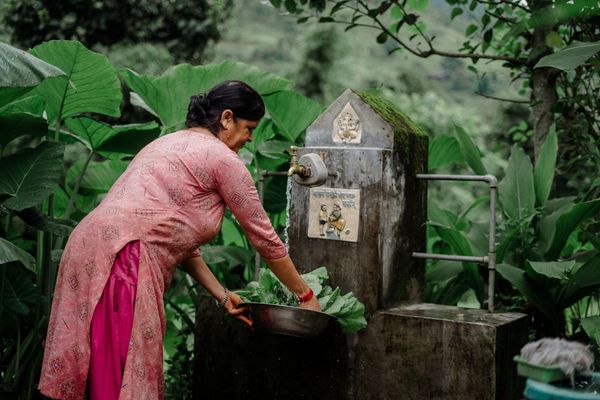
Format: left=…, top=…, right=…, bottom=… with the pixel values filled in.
left=287, top=146, right=309, bottom=178
left=287, top=146, right=328, bottom=187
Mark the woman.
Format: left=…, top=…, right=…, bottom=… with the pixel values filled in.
left=38, top=80, right=319, bottom=400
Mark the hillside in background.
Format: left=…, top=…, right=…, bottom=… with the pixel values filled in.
left=211, top=0, right=522, bottom=138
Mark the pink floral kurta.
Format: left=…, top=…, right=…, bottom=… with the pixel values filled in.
left=38, top=130, right=287, bottom=399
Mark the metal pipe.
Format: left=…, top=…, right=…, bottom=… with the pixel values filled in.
left=413, top=173, right=498, bottom=312
left=412, top=253, right=488, bottom=264
left=254, top=170, right=289, bottom=280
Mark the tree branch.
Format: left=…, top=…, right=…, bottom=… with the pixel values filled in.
left=475, top=91, right=529, bottom=103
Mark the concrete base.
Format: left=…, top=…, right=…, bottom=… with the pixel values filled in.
left=193, top=300, right=528, bottom=400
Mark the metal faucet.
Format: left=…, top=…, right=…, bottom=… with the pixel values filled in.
left=287, top=146, right=309, bottom=177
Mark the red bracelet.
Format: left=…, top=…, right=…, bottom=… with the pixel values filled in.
left=297, top=288, right=314, bottom=303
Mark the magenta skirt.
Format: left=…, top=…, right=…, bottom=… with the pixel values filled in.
left=89, top=240, right=140, bottom=400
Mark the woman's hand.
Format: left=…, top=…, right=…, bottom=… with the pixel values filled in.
left=299, top=296, right=321, bottom=312
left=223, top=291, right=253, bottom=330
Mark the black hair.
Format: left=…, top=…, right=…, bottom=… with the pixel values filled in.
left=185, top=80, right=265, bottom=135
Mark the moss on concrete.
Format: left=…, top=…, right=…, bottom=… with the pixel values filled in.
left=355, top=90, right=428, bottom=171
left=355, top=90, right=427, bottom=141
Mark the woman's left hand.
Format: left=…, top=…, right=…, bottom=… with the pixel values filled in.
left=224, top=291, right=253, bottom=330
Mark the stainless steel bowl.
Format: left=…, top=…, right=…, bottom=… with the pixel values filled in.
left=245, top=303, right=335, bottom=338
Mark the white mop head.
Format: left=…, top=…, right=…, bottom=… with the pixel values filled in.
left=520, top=338, right=594, bottom=384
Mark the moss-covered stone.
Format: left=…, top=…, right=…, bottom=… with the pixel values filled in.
left=355, top=90, right=428, bottom=141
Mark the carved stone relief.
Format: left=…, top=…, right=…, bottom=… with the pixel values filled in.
left=307, top=187, right=360, bottom=242
left=333, top=102, right=362, bottom=143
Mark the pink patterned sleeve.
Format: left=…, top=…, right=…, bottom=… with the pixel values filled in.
left=213, top=152, right=287, bottom=260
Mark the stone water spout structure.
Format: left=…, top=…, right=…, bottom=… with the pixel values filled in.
left=194, top=90, right=528, bottom=399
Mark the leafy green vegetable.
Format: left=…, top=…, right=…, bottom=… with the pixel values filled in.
left=237, top=266, right=367, bottom=333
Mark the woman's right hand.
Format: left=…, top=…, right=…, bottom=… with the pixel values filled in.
left=299, top=296, right=321, bottom=312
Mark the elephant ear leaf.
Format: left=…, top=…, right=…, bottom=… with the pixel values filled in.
left=0, top=42, right=65, bottom=107
left=120, top=61, right=293, bottom=133
left=0, top=141, right=64, bottom=211
left=30, top=40, right=122, bottom=122
left=0, top=238, right=36, bottom=274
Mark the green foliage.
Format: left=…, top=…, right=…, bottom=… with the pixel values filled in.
left=427, top=122, right=600, bottom=337
left=2, top=0, right=231, bottom=64
left=535, top=41, right=600, bottom=71
left=0, top=141, right=64, bottom=211
left=120, top=62, right=294, bottom=132
left=0, top=42, right=65, bottom=107
left=237, top=266, right=367, bottom=333
left=30, top=40, right=122, bottom=122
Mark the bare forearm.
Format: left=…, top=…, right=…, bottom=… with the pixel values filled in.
left=264, top=255, right=310, bottom=297
left=181, top=256, right=226, bottom=300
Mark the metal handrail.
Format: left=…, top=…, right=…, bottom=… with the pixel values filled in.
left=413, top=174, right=498, bottom=312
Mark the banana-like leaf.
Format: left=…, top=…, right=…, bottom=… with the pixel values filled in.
left=0, top=112, right=48, bottom=147
left=544, top=199, right=600, bottom=260
left=527, top=260, right=575, bottom=280
left=535, top=41, right=600, bottom=71
left=120, top=62, right=293, bottom=131
left=560, top=254, right=600, bottom=307
left=581, top=316, right=600, bottom=347
left=496, top=263, right=560, bottom=331
left=0, top=238, right=36, bottom=273
left=262, top=90, right=322, bottom=142
left=454, top=124, right=486, bottom=176
left=65, top=116, right=159, bottom=157
left=30, top=40, right=122, bottom=122
left=0, top=42, right=65, bottom=107
left=66, top=159, right=128, bottom=195
left=499, top=145, right=535, bottom=221
left=428, top=134, right=463, bottom=170
left=432, top=225, right=485, bottom=303
left=533, top=126, right=557, bottom=207
left=0, top=141, right=64, bottom=211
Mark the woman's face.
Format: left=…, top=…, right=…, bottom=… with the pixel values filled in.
left=219, top=110, right=260, bottom=153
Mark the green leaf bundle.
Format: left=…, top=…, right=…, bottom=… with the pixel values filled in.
left=237, top=266, right=367, bottom=333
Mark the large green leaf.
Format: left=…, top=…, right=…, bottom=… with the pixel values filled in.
left=533, top=125, right=557, bottom=207
left=544, top=200, right=600, bottom=260
left=120, top=61, right=293, bottom=131
left=262, top=90, right=322, bottom=142
left=65, top=116, right=159, bottom=157
left=66, top=159, right=128, bottom=195
left=581, top=317, right=600, bottom=347
left=0, top=42, right=65, bottom=107
left=499, top=145, right=535, bottom=221
left=428, top=134, right=463, bottom=170
left=432, top=225, right=485, bottom=303
left=454, top=124, right=486, bottom=175
left=201, top=245, right=254, bottom=269
left=0, top=112, right=48, bottom=147
left=30, top=40, right=122, bottom=121
left=97, top=123, right=160, bottom=157
left=263, top=175, right=288, bottom=213
left=535, top=41, right=600, bottom=71
left=0, top=238, right=36, bottom=273
left=496, top=263, right=559, bottom=330
left=0, top=93, right=46, bottom=116
left=527, top=260, right=575, bottom=280
left=0, top=141, right=64, bottom=211
left=560, top=254, right=600, bottom=307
